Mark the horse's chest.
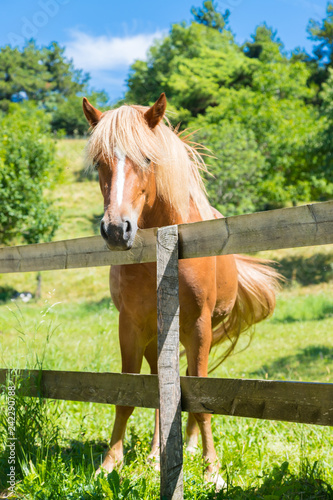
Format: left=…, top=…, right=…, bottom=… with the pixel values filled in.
left=110, top=264, right=157, bottom=317
left=110, top=259, right=218, bottom=321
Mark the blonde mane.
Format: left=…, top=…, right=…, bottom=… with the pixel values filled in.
left=85, top=104, right=213, bottom=221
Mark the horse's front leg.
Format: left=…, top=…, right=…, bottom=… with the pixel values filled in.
left=183, top=306, right=226, bottom=490
left=96, top=311, right=144, bottom=475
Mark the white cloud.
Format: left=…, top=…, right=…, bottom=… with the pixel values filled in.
left=65, top=30, right=163, bottom=72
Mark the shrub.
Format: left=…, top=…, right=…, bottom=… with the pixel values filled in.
left=0, top=103, right=61, bottom=245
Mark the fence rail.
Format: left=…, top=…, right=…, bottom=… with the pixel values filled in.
left=1, top=200, right=333, bottom=499
left=1, top=369, right=333, bottom=427
left=1, top=200, right=333, bottom=273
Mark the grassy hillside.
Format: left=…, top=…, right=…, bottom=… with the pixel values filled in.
left=52, top=139, right=101, bottom=241
left=1, top=139, right=333, bottom=498
left=0, top=139, right=108, bottom=305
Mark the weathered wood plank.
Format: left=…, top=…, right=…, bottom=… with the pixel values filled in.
left=157, top=225, right=183, bottom=500
left=1, top=201, right=333, bottom=274
left=0, top=228, right=157, bottom=273
left=0, top=369, right=158, bottom=408
left=180, top=377, right=333, bottom=426
left=1, top=369, right=333, bottom=427
left=178, top=200, right=333, bottom=259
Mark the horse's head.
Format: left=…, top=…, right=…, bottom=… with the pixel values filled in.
left=83, top=94, right=167, bottom=250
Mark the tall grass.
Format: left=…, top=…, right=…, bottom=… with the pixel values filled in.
left=0, top=292, right=333, bottom=498
left=0, top=305, right=62, bottom=496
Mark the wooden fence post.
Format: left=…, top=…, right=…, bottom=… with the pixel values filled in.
left=157, top=225, right=183, bottom=500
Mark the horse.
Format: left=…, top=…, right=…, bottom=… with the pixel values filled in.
left=82, top=93, right=280, bottom=488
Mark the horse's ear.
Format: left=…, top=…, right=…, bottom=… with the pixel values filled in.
left=144, top=93, right=167, bottom=129
left=82, top=97, right=103, bottom=127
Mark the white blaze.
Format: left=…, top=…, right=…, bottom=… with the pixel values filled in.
left=115, top=147, right=126, bottom=207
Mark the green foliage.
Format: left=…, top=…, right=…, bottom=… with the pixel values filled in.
left=277, top=253, right=333, bottom=286
left=194, top=121, right=266, bottom=215
left=191, top=1, right=230, bottom=32
left=0, top=374, right=61, bottom=491
left=0, top=103, right=61, bottom=245
left=309, top=67, right=333, bottom=187
left=305, top=3, right=333, bottom=95
left=0, top=40, right=109, bottom=136
left=50, top=90, right=109, bottom=136
left=0, top=285, right=16, bottom=303
left=0, top=41, right=89, bottom=112
left=126, top=7, right=333, bottom=214
left=190, top=62, right=324, bottom=212
left=308, top=2, right=333, bottom=64
left=127, top=23, right=253, bottom=117
left=0, top=312, right=61, bottom=491
left=243, top=24, right=284, bottom=62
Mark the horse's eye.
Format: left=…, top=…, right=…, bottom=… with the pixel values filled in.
left=94, top=162, right=100, bottom=171
left=145, top=157, right=151, bottom=164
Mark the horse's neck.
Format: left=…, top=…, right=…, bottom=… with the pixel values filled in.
left=139, top=198, right=178, bottom=228
left=139, top=197, right=203, bottom=229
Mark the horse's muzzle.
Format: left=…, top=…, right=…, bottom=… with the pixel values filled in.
left=100, top=218, right=137, bottom=250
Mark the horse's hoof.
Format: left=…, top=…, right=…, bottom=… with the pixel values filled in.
left=95, top=454, right=118, bottom=478
left=205, top=471, right=227, bottom=491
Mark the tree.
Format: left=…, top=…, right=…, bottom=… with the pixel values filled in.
left=243, top=24, right=284, bottom=62
left=50, top=90, right=109, bottom=136
left=127, top=22, right=254, bottom=119
left=0, top=44, right=47, bottom=111
left=191, top=1, right=229, bottom=32
left=306, top=3, right=333, bottom=97
left=126, top=14, right=327, bottom=214
left=42, top=42, right=89, bottom=99
left=305, top=67, right=333, bottom=200
left=308, top=3, right=333, bottom=65
left=0, top=103, right=61, bottom=245
left=0, top=41, right=89, bottom=112
left=193, top=121, right=266, bottom=215
left=191, top=83, right=322, bottom=212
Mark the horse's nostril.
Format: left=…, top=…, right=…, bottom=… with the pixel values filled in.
left=100, top=220, right=108, bottom=240
left=123, top=219, right=132, bottom=237
left=100, top=218, right=136, bottom=248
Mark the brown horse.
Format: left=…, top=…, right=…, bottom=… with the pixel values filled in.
left=83, top=93, right=280, bottom=487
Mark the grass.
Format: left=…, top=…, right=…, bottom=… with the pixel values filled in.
left=1, top=139, right=333, bottom=498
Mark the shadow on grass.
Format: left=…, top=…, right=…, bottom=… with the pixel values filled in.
left=215, top=461, right=333, bottom=499
left=276, top=253, right=333, bottom=286
left=32, top=441, right=333, bottom=500
left=77, top=297, right=113, bottom=313
left=53, top=445, right=333, bottom=499
left=250, top=345, right=333, bottom=380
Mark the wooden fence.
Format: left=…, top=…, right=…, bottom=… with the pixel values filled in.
left=1, top=200, right=333, bottom=499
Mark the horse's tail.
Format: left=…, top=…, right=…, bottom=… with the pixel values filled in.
left=209, top=255, right=282, bottom=371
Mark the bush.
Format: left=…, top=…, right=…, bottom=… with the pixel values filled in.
left=50, top=91, right=109, bottom=136
left=0, top=103, right=61, bottom=245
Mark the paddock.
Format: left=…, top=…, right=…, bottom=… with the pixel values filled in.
left=1, top=200, right=333, bottom=499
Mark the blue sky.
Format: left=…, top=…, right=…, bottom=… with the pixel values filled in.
left=1, top=0, right=329, bottom=101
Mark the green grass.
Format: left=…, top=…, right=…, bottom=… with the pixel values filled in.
left=51, top=138, right=102, bottom=241
left=1, top=139, right=333, bottom=498
left=1, top=285, right=333, bottom=498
